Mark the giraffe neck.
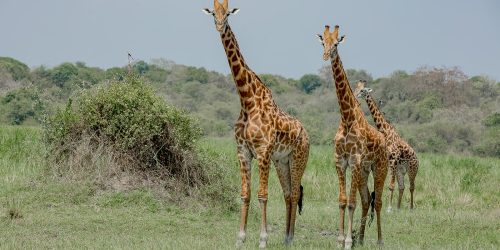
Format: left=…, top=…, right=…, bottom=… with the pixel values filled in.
left=331, top=55, right=362, bottom=126
left=220, top=25, right=265, bottom=112
left=365, top=94, right=391, bottom=132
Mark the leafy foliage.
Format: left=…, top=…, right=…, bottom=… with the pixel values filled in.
left=0, top=87, right=44, bottom=125
left=43, top=76, right=236, bottom=207
left=0, top=57, right=30, bottom=81
left=299, top=74, right=323, bottom=94
left=1, top=57, right=498, bottom=157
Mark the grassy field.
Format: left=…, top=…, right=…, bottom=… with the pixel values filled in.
left=0, top=126, right=499, bottom=249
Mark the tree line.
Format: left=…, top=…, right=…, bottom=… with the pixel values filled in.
left=0, top=56, right=498, bottom=157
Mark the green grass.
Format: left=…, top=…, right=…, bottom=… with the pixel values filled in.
left=1, top=126, right=499, bottom=249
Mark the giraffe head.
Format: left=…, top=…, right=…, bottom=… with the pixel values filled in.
left=203, top=0, right=240, bottom=33
left=353, top=80, right=373, bottom=98
left=316, top=25, right=346, bottom=61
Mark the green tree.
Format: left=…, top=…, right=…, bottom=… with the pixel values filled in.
left=51, top=63, right=78, bottom=87
left=0, top=57, right=30, bottom=81
left=133, top=60, right=150, bottom=75
left=299, top=74, right=322, bottom=94
left=186, top=66, right=209, bottom=84
left=1, top=88, right=44, bottom=125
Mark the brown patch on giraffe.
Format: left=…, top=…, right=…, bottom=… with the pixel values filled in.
left=224, top=39, right=230, bottom=47
left=240, top=90, right=253, bottom=98
left=232, top=64, right=241, bottom=75
left=229, top=43, right=235, bottom=50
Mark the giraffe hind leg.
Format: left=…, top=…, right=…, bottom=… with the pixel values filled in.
left=396, top=164, right=405, bottom=210
left=357, top=169, right=371, bottom=246
left=286, top=136, right=309, bottom=245
left=409, top=159, right=418, bottom=210
left=387, top=159, right=397, bottom=212
left=374, top=157, right=388, bottom=246
left=273, top=158, right=292, bottom=245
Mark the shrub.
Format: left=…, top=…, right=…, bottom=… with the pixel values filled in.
left=0, top=57, right=30, bottom=81
left=299, top=74, right=323, bottom=94
left=44, top=75, right=237, bottom=208
left=1, top=87, right=44, bottom=125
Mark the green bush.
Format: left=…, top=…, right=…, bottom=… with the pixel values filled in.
left=0, top=57, right=30, bottom=81
left=1, top=87, right=44, bottom=125
left=44, top=76, right=236, bottom=208
left=299, top=74, right=323, bottom=94
left=185, top=66, right=209, bottom=84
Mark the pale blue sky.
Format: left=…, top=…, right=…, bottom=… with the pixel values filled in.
left=1, top=0, right=499, bottom=80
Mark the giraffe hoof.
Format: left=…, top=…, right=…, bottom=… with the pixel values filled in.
left=235, top=239, right=244, bottom=247
left=284, top=236, right=293, bottom=246
left=337, top=235, right=345, bottom=248
left=236, top=232, right=246, bottom=247
left=259, top=240, right=267, bottom=249
left=377, top=239, right=384, bottom=247
left=344, top=238, right=353, bottom=249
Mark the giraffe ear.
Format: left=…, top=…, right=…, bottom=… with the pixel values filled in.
left=229, top=8, right=240, bottom=15
left=202, top=8, right=214, bottom=15
left=366, top=88, right=373, bottom=93
left=337, top=35, right=346, bottom=44
left=316, top=34, right=324, bottom=43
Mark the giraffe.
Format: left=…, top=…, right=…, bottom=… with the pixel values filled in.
left=317, top=25, right=388, bottom=249
left=354, top=81, right=419, bottom=211
left=203, top=1, right=310, bottom=248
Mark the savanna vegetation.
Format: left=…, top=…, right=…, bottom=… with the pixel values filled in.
left=0, top=56, right=498, bottom=157
left=0, top=56, right=499, bottom=249
left=0, top=126, right=498, bottom=249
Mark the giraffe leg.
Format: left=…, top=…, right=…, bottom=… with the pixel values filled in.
left=236, top=147, right=252, bottom=246
left=409, top=160, right=418, bottom=210
left=358, top=169, right=370, bottom=246
left=387, top=159, right=396, bottom=213
left=374, top=158, right=388, bottom=246
left=257, top=150, right=272, bottom=249
left=286, top=137, right=309, bottom=245
left=335, top=154, right=348, bottom=247
left=396, top=167, right=405, bottom=210
left=273, top=159, right=292, bottom=244
left=345, top=157, right=361, bottom=250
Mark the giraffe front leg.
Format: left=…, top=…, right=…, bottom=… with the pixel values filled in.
left=387, top=158, right=396, bottom=213
left=335, top=155, right=348, bottom=247
left=257, top=153, right=271, bottom=248
left=236, top=148, right=252, bottom=246
left=344, top=159, right=361, bottom=250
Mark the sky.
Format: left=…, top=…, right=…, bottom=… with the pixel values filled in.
left=1, top=0, right=499, bottom=80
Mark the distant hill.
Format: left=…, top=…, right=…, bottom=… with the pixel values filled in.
left=0, top=56, right=498, bottom=157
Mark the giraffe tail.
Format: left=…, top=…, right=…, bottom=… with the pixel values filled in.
left=368, top=191, right=375, bottom=227
left=298, top=185, right=304, bottom=215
